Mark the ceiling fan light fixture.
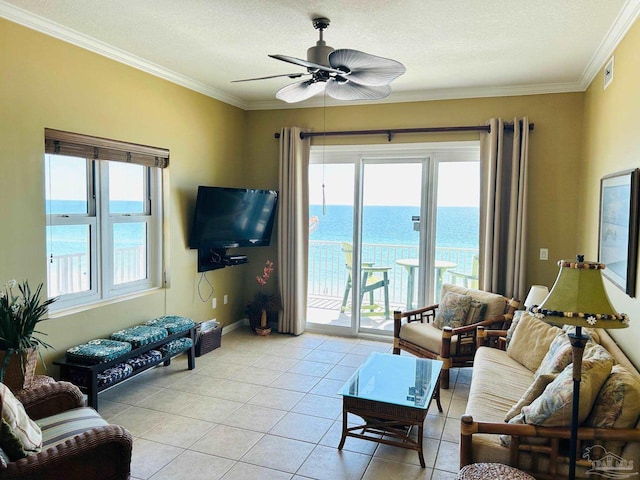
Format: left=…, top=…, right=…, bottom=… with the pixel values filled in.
left=234, top=17, right=405, bottom=103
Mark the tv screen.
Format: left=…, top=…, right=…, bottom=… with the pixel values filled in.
left=189, top=186, right=278, bottom=249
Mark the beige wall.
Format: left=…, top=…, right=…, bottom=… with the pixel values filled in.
left=579, top=19, right=640, bottom=366
left=0, top=18, right=248, bottom=369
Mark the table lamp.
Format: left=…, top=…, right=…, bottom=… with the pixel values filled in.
left=528, top=255, right=629, bottom=480
left=524, top=284, right=549, bottom=309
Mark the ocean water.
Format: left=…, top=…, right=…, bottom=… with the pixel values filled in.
left=46, top=200, right=479, bottom=259
left=46, top=200, right=145, bottom=256
left=309, top=204, right=479, bottom=248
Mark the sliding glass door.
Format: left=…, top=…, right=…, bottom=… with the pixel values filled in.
left=306, top=143, right=479, bottom=336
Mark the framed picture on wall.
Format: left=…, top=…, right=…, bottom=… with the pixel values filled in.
left=598, top=168, right=640, bottom=297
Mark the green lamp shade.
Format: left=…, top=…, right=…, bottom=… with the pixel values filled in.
left=536, top=258, right=629, bottom=329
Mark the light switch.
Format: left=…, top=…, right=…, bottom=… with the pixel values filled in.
left=540, top=248, right=548, bottom=261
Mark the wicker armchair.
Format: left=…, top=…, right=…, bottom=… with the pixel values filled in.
left=393, top=283, right=519, bottom=389
left=2, top=379, right=132, bottom=480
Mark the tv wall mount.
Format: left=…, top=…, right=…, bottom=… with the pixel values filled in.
left=197, top=248, right=248, bottom=272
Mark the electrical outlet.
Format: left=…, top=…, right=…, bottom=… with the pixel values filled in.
left=224, top=294, right=228, bottom=304
left=540, top=248, right=548, bottom=261
left=211, top=297, right=217, bottom=309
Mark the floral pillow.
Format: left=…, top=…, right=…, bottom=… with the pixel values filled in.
left=535, top=332, right=573, bottom=378
left=433, top=292, right=473, bottom=329
left=512, top=357, right=613, bottom=427
left=505, top=373, right=557, bottom=422
left=0, top=383, right=42, bottom=457
left=584, top=365, right=640, bottom=455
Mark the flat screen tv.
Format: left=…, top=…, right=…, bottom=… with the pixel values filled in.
left=189, top=186, right=278, bottom=250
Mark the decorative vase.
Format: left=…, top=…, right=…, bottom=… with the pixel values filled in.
left=0, top=347, right=38, bottom=391
left=255, top=309, right=271, bottom=335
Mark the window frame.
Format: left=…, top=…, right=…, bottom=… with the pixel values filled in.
left=44, top=129, right=167, bottom=311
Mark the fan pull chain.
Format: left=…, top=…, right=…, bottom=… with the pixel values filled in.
left=322, top=90, right=327, bottom=215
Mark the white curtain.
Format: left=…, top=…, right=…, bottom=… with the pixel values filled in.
left=277, top=127, right=310, bottom=334
left=479, top=117, right=529, bottom=301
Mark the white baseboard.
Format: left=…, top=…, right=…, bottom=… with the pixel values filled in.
left=221, top=319, right=246, bottom=335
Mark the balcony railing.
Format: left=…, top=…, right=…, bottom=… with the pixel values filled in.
left=308, top=240, right=478, bottom=308
left=47, top=246, right=145, bottom=296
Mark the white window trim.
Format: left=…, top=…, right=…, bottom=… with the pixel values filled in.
left=46, top=157, right=163, bottom=312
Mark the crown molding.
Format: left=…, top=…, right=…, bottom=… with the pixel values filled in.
left=0, top=1, right=249, bottom=110
left=245, top=81, right=584, bottom=110
left=579, top=0, right=640, bottom=90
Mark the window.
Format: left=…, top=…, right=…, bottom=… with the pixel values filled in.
left=44, top=129, right=168, bottom=310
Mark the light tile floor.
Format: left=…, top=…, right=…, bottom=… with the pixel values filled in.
left=98, top=327, right=471, bottom=480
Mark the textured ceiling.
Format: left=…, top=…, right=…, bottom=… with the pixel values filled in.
left=1, top=0, right=639, bottom=110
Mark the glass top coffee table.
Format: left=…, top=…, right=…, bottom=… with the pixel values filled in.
left=338, top=352, right=443, bottom=467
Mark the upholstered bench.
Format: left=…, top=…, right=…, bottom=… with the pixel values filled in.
left=55, top=320, right=196, bottom=409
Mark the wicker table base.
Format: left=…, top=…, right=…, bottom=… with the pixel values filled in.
left=458, top=463, right=536, bottom=479
left=337, top=355, right=443, bottom=468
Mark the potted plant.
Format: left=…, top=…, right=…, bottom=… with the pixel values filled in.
left=0, top=280, right=56, bottom=390
left=244, top=261, right=280, bottom=335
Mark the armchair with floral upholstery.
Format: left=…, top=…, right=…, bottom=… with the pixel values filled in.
left=1, top=378, right=131, bottom=480
left=393, top=283, right=519, bottom=389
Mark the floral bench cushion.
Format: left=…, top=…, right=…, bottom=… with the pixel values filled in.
left=96, top=362, right=133, bottom=388
left=158, top=338, right=193, bottom=357
left=126, top=350, right=163, bottom=371
left=110, top=325, right=168, bottom=348
left=65, top=339, right=132, bottom=365
left=145, top=315, right=195, bottom=335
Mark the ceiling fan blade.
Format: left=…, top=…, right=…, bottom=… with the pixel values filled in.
left=276, top=80, right=326, bottom=103
left=269, top=54, right=342, bottom=74
left=231, top=73, right=307, bottom=83
left=328, top=49, right=406, bottom=86
left=325, top=79, right=391, bottom=101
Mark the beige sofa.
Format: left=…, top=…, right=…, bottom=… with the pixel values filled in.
left=461, top=311, right=640, bottom=479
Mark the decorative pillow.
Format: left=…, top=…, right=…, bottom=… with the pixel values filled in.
left=0, top=419, right=26, bottom=462
left=505, top=373, right=557, bottom=422
left=433, top=292, right=473, bottom=329
left=465, top=300, right=487, bottom=325
left=506, top=313, right=562, bottom=372
left=535, top=332, right=573, bottom=378
left=505, top=309, right=525, bottom=347
left=582, top=342, right=615, bottom=364
left=584, top=365, right=640, bottom=455
left=514, top=357, right=613, bottom=427
left=0, top=383, right=42, bottom=453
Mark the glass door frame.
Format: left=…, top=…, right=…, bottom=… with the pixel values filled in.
left=355, top=156, right=431, bottom=336
left=306, top=141, right=480, bottom=337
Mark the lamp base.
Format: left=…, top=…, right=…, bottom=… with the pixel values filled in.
left=567, top=327, right=589, bottom=480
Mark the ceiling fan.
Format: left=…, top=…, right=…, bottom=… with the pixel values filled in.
left=232, top=17, right=406, bottom=103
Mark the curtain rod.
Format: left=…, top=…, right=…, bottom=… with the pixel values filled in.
left=273, top=122, right=534, bottom=140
